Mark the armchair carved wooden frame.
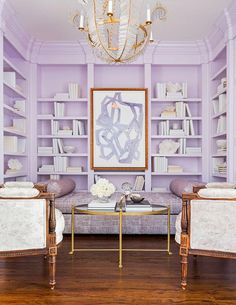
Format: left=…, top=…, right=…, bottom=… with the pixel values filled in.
left=180, top=190, right=236, bottom=290
left=0, top=184, right=58, bottom=289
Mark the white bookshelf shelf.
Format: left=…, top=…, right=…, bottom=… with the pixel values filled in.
left=94, top=172, right=145, bottom=176
left=4, top=172, right=27, bottom=179
left=212, top=111, right=227, bottom=119
left=37, top=115, right=88, bottom=120
left=4, top=104, right=26, bottom=118
left=4, top=152, right=27, bottom=156
left=151, top=117, right=202, bottom=121
left=151, top=154, right=202, bottom=158
left=3, top=82, right=26, bottom=99
left=151, top=172, right=202, bottom=176
left=37, top=97, right=88, bottom=102
left=37, top=172, right=88, bottom=175
left=151, top=135, right=202, bottom=139
left=212, top=132, right=227, bottom=138
left=151, top=98, right=201, bottom=103
left=211, top=64, right=227, bottom=81
left=3, top=56, right=27, bottom=80
left=4, top=127, right=26, bottom=137
left=212, top=88, right=227, bottom=100
left=38, top=135, right=88, bottom=139
left=38, top=153, right=88, bottom=157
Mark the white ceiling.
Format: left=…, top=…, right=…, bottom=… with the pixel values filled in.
left=9, top=0, right=232, bottom=42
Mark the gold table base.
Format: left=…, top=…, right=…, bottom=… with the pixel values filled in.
left=69, top=206, right=172, bottom=268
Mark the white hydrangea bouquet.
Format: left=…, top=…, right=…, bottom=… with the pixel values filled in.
left=90, top=178, right=116, bottom=201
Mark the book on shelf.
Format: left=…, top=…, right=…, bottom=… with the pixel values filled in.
left=169, top=129, right=185, bottom=136
left=178, top=138, right=186, bottom=154
left=54, top=93, right=69, bottom=100
left=158, top=120, right=169, bottom=135
left=153, top=156, right=168, bottom=173
left=13, top=100, right=26, bottom=113
left=68, top=83, right=80, bottom=99
left=4, top=136, right=26, bottom=154
left=67, top=166, right=83, bottom=173
left=3, top=71, right=16, bottom=87
left=73, top=120, right=86, bottom=136
left=218, top=94, right=227, bottom=112
left=57, top=130, right=73, bottom=136
left=133, top=176, right=145, bottom=191
left=186, top=147, right=201, bottom=155
left=168, top=165, right=183, bottom=173
left=155, top=83, right=166, bottom=99
left=182, top=120, right=195, bottom=136
left=38, top=146, right=53, bottom=154
left=54, top=102, right=65, bottom=116
left=216, top=115, right=226, bottom=134
left=38, top=164, right=55, bottom=172
left=213, top=158, right=227, bottom=175
left=161, top=111, right=176, bottom=118
left=53, top=156, right=68, bottom=172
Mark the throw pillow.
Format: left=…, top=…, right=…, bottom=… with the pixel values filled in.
left=47, top=178, right=76, bottom=198
left=170, top=178, right=205, bottom=198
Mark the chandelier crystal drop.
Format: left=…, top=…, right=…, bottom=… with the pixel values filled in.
left=72, top=0, right=167, bottom=63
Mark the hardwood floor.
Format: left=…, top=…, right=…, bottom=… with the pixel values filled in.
left=0, top=235, right=236, bottom=305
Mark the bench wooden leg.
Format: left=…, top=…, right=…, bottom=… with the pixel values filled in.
left=181, top=254, right=188, bottom=290
left=49, top=254, right=56, bottom=290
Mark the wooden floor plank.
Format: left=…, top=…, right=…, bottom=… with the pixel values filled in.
left=0, top=235, right=236, bottom=305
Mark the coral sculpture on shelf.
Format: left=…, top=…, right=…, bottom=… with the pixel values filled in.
left=159, top=140, right=180, bottom=154
left=90, top=178, right=116, bottom=199
left=5, top=159, right=23, bottom=175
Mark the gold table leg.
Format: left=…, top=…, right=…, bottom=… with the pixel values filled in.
left=119, top=208, right=123, bottom=268
left=69, top=206, right=75, bottom=255
left=167, top=207, right=172, bottom=255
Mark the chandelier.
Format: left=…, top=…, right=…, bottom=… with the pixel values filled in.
left=72, top=0, right=167, bottom=63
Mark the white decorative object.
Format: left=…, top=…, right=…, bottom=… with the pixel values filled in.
left=8, top=159, right=23, bottom=171
left=166, top=82, right=182, bottom=94
left=63, top=146, right=76, bottom=154
left=71, top=1, right=167, bottom=63
left=90, top=178, right=116, bottom=199
left=159, top=140, right=180, bottom=154
left=0, top=187, right=39, bottom=198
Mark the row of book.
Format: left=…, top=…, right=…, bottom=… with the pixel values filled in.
left=155, top=82, right=188, bottom=99
left=153, top=156, right=183, bottom=173
left=51, top=120, right=86, bottom=136
left=213, top=157, right=227, bottom=175
left=161, top=102, right=192, bottom=118
left=158, top=120, right=195, bottom=136
left=4, top=136, right=26, bottom=154
left=54, top=102, right=65, bottom=116
left=38, top=156, right=83, bottom=173
left=212, top=93, right=227, bottom=115
left=216, top=115, right=226, bottom=134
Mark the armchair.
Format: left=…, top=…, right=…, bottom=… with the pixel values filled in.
left=0, top=183, right=64, bottom=289
left=178, top=188, right=236, bottom=289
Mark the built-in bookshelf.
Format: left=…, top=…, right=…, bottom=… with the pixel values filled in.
left=36, top=64, right=89, bottom=190
left=151, top=65, right=203, bottom=191
left=210, top=47, right=227, bottom=180
left=2, top=37, right=28, bottom=182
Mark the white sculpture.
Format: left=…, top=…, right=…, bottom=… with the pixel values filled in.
left=166, top=82, right=182, bottom=93
left=159, top=140, right=180, bottom=154
left=8, top=159, right=23, bottom=171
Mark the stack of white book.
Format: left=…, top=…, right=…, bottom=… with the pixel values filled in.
left=53, top=156, right=68, bottom=172
left=168, top=165, right=183, bottom=173
left=54, top=102, right=64, bottom=116
left=169, top=129, right=185, bottom=136
left=38, top=146, right=53, bottom=155
left=68, top=83, right=80, bottom=99
left=38, top=164, right=54, bottom=173
left=88, top=200, right=116, bottom=210
left=73, top=120, right=85, bottom=135
left=213, top=94, right=227, bottom=114
left=51, top=121, right=73, bottom=136
left=186, top=147, right=201, bottom=155
left=13, top=100, right=26, bottom=113
left=155, top=83, right=167, bottom=98
left=216, top=115, right=226, bottom=134
left=67, top=166, right=83, bottom=173
left=159, top=121, right=169, bottom=135
left=153, top=156, right=168, bottom=172
left=54, top=93, right=69, bottom=100
left=4, top=136, right=26, bottom=154
left=4, top=72, right=16, bottom=87
left=213, top=158, right=227, bottom=175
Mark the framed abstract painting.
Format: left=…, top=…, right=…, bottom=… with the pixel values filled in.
left=90, top=88, right=148, bottom=170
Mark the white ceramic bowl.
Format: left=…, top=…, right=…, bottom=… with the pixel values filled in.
left=63, top=145, right=76, bottom=153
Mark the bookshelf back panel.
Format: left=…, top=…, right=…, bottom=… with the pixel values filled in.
left=37, top=65, right=87, bottom=98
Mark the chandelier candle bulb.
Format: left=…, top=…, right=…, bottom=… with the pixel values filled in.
left=146, top=7, right=152, bottom=25
left=107, top=0, right=113, bottom=16
left=150, top=30, right=154, bottom=42
left=79, top=14, right=84, bottom=30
